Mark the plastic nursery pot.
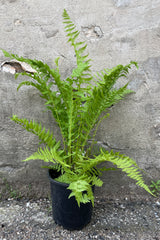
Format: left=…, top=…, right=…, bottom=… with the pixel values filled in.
left=48, top=169, right=93, bottom=230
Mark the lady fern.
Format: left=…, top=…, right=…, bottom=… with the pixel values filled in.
left=2, top=9, right=153, bottom=206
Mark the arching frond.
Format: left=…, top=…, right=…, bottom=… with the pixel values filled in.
left=23, top=146, right=69, bottom=170
left=63, top=9, right=92, bottom=84
left=11, top=115, right=58, bottom=148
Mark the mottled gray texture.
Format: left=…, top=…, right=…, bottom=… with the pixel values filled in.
left=1, top=198, right=160, bottom=239
left=0, top=0, right=160, bottom=198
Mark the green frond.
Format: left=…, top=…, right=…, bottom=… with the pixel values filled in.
left=42, top=163, right=64, bottom=174
left=54, top=172, right=75, bottom=184
left=17, top=81, right=40, bottom=91
left=11, top=115, right=57, bottom=148
left=94, top=62, right=137, bottom=92
left=91, top=176, right=103, bottom=187
left=96, top=149, right=153, bottom=196
left=71, top=62, right=90, bottom=79
left=62, top=10, right=92, bottom=83
left=80, top=62, right=136, bottom=149
left=75, top=149, right=153, bottom=197
left=23, top=146, right=69, bottom=169
left=68, top=180, right=94, bottom=207
left=2, top=49, right=70, bottom=146
left=54, top=57, right=60, bottom=67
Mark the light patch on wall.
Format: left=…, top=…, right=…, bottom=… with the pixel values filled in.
left=0, top=61, right=36, bottom=74
left=82, top=25, right=103, bottom=40
left=113, top=0, right=131, bottom=7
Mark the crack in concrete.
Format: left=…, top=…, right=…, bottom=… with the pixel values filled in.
left=88, top=140, right=128, bottom=151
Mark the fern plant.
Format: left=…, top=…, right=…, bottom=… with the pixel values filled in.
left=2, top=9, right=153, bottom=206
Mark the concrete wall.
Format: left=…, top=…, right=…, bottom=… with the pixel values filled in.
left=0, top=0, right=160, bottom=199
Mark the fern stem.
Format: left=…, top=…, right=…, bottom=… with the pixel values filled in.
left=68, top=90, right=74, bottom=165
left=81, top=108, right=102, bottom=153
left=86, top=113, right=109, bottom=157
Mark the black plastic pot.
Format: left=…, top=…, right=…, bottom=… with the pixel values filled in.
left=48, top=169, right=93, bottom=230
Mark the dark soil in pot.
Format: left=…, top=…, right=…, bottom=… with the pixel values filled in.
left=48, top=169, right=93, bottom=230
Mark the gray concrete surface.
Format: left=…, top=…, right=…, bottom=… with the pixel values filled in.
left=0, top=0, right=160, bottom=198
left=1, top=197, right=160, bottom=239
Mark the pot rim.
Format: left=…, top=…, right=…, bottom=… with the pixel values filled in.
left=48, top=169, right=69, bottom=188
